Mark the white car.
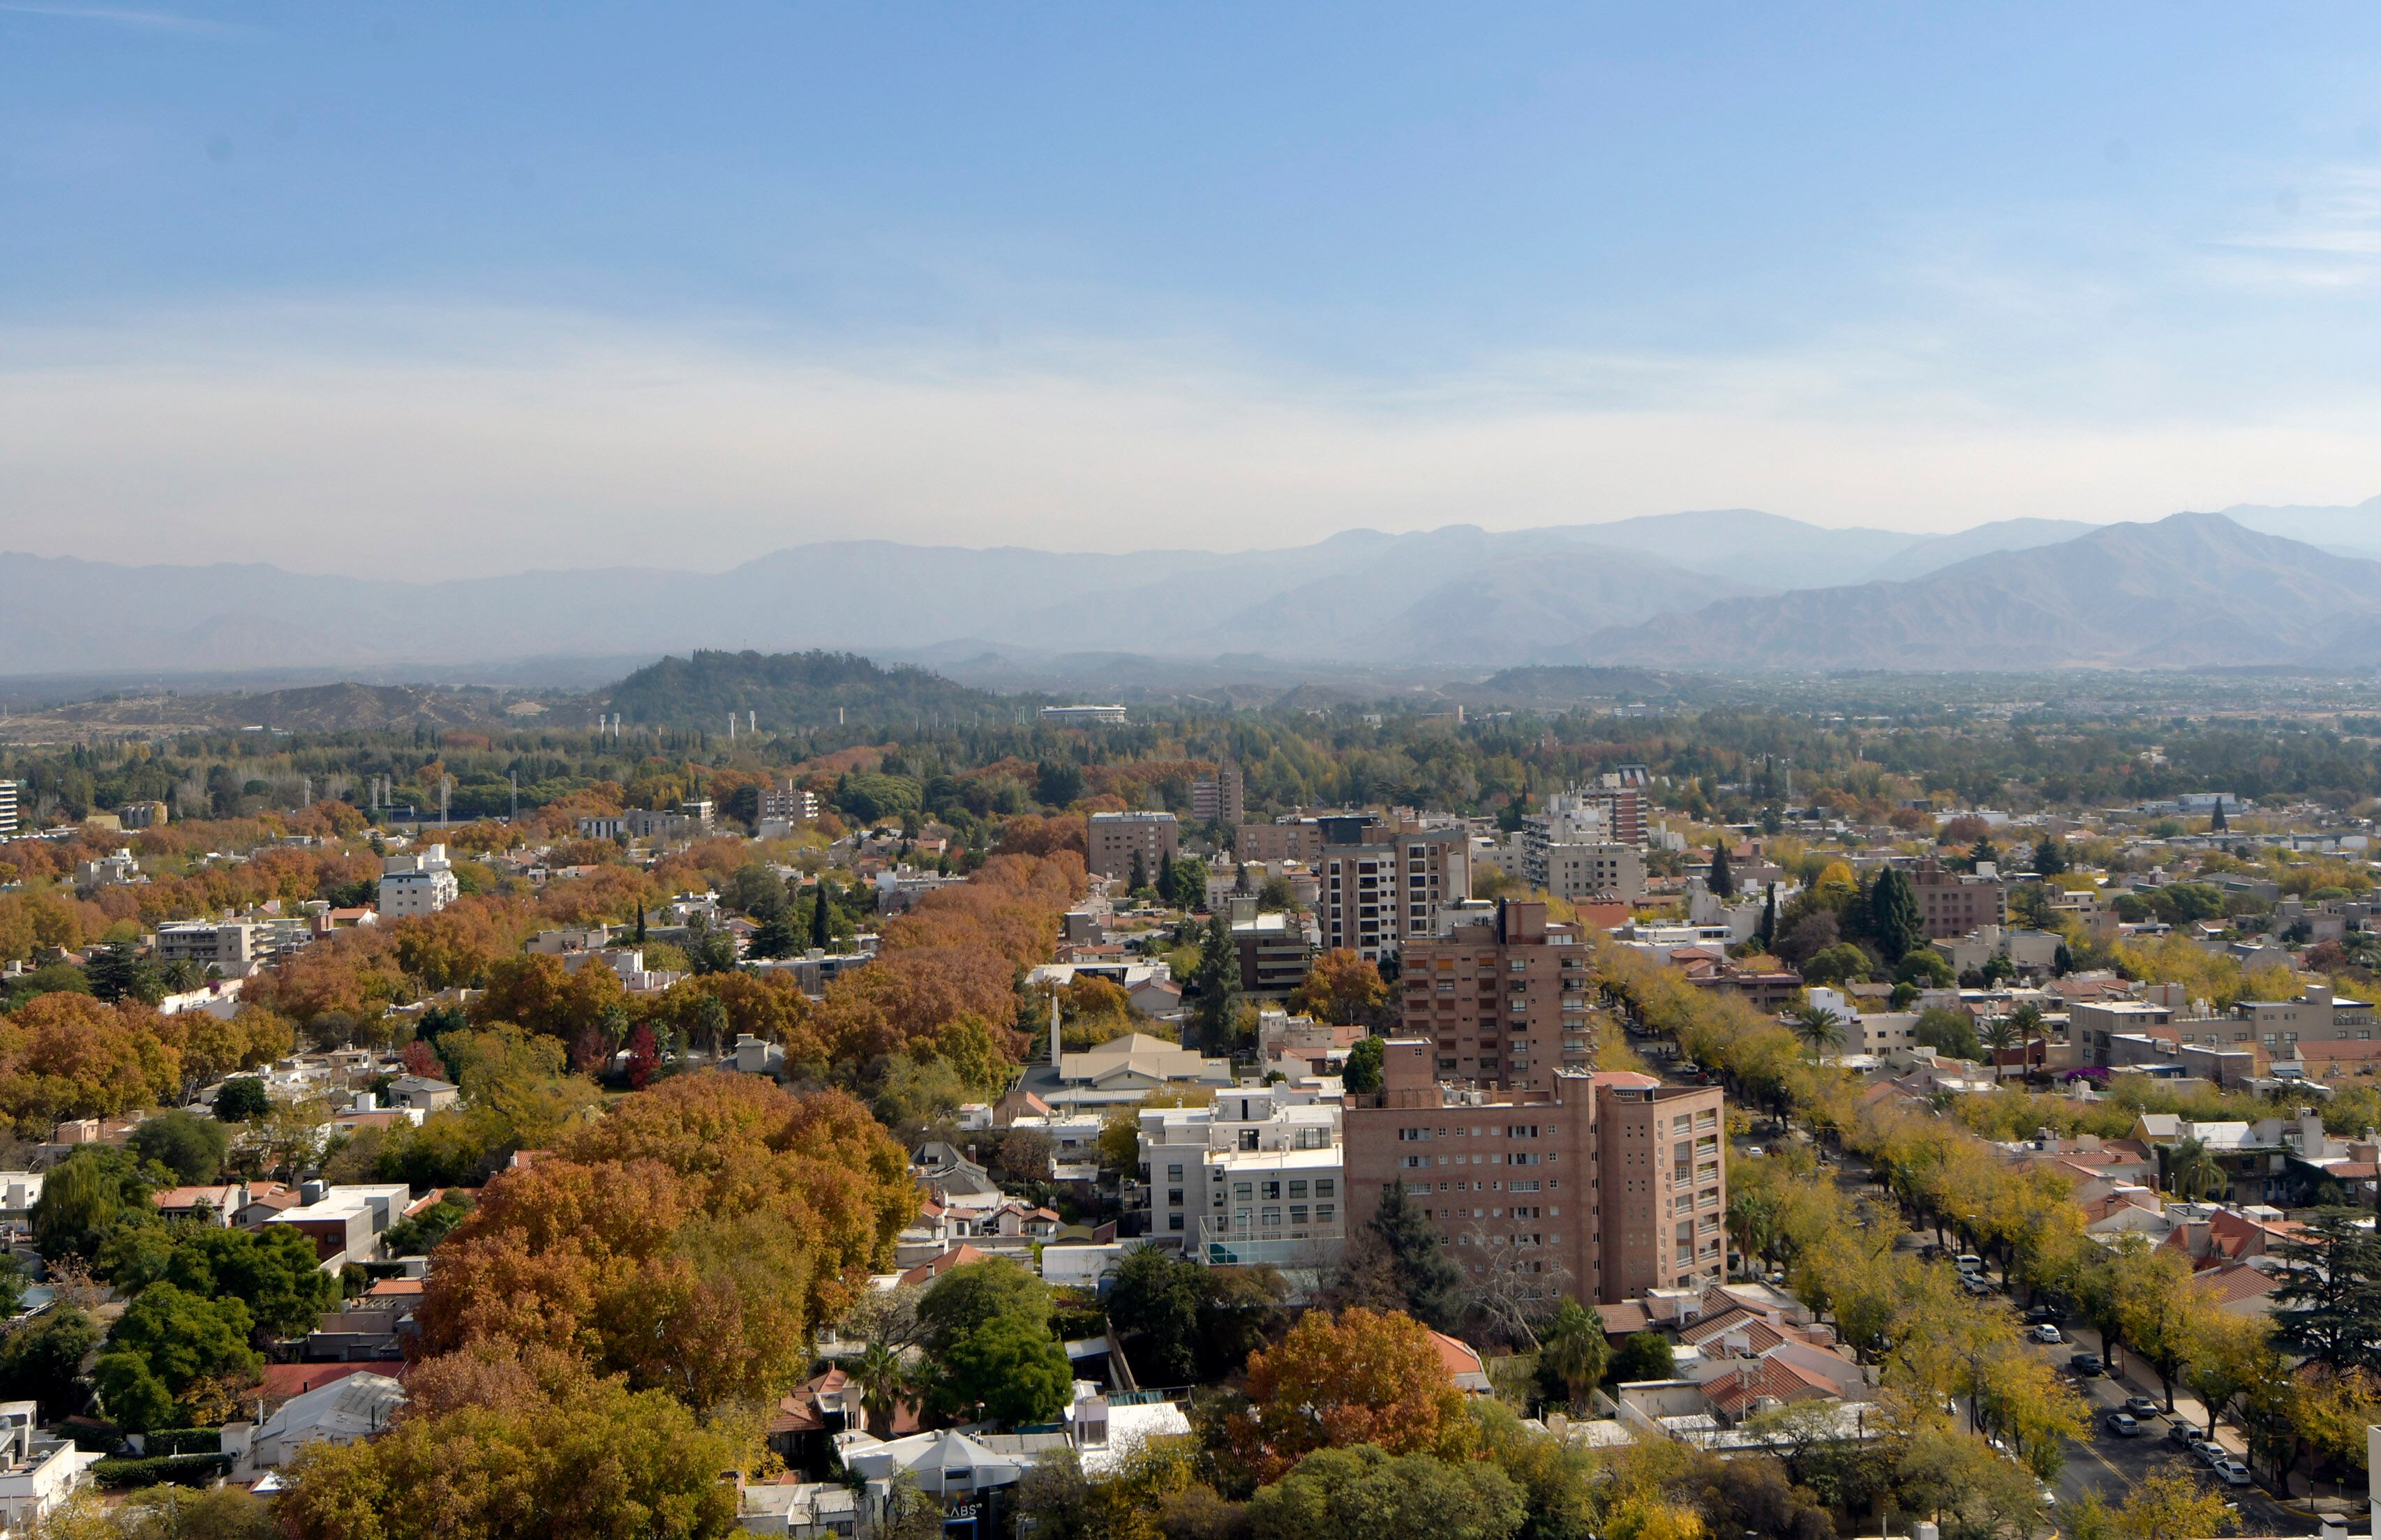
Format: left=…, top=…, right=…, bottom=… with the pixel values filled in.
left=2031, top=1323, right=2062, bottom=1343
left=2214, top=1460, right=2251, bottom=1488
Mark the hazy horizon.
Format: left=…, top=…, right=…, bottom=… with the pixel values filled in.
left=13, top=5, right=2381, bottom=572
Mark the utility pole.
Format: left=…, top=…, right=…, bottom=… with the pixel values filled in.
left=509, top=772, right=518, bottom=821
left=440, top=776, right=451, bottom=827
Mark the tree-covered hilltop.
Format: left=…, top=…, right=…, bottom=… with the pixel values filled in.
left=603, top=650, right=1020, bottom=731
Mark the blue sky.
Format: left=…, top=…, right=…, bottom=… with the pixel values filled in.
left=6, top=2, right=2381, bottom=571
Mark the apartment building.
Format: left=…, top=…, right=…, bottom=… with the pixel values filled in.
left=1343, top=1040, right=1727, bottom=1303
left=1911, top=858, right=2008, bottom=940
left=378, top=844, right=457, bottom=918
left=1535, top=842, right=1647, bottom=904
left=1190, top=763, right=1244, bottom=826
left=2236, top=982, right=2376, bottom=1056
left=759, top=782, right=819, bottom=823
left=1086, top=811, right=1181, bottom=879
left=1312, top=819, right=1472, bottom=963
left=117, top=800, right=169, bottom=831
left=1230, top=903, right=1315, bottom=995
left=1397, top=899, right=1595, bottom=1089
left=1138, top=1084, right=1342, bottom=1266
left=0, top=782, right=16, bottom=839
left=155, top=921, right=269, bottom=971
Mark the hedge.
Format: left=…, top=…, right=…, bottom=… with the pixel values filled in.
left=91, top=1453, right=232, bottom=1490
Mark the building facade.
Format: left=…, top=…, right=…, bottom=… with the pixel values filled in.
left=759, top=782, right=819, bottom=823
left=1397, top=899, right=1595, bottom=1088
left=1190, top=763, right=1244, bottom=826
left=1343, top=1040, right=1726, bottom=1304
left=1912, top=858, right=2008, bottom=940
left=1086, top=811, right=1181, bottom=879
left=1139, top=1085, right=1343, bottom=1265
left=378, top=844, right=458, bottom=918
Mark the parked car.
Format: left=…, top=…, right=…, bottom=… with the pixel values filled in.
left=1955, top=1253, right=1985, bottom=1273
left=2214, top=1460, right=2252, bottom=1488
left=2123, top=1396, right=2158, bottom=1419
left=2070, top=1353, right=2104, bottom=1376
left=2031, top=1323, right=2063, bottom=1343
left=2197, top=1441, right=2232, bottom=1468
left=2105, top=1412, right=2142, bottom=1437
left=2166, top=1423, right=2203, bottom=1449
left=2023, top=1304, right=2059, bottom=1324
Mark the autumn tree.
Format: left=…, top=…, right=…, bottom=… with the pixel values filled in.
left=415, top=1076, right=912, bottom=1412
left=1227, top=1307, right=1468, bottom=1482
left=1288, top=950, right=1389, bottom=1026
left=1248, top=1444, right=1525, bottom=1540
left=278, top=1347, right=746, bottom=1540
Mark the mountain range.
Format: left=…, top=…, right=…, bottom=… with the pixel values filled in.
left=10, top=498, right=2381, bottom=678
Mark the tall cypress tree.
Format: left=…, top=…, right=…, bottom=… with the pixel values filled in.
left=1190, top=911, right=1242, bottom=1055
left=1128, top=849, right=1149, bottom=897
left=1758, top=883, right=1778, bottom=948
left=2211, top=800, right=2229, bottom=832
left=809, top=882, right=835, bottom=951
left=1707, top=844, right=1736, bottom=901
left=1869, top=867, right=1925, bottom=963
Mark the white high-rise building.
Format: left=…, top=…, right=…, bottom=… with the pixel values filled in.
left=378, top=844, right=458, bottom=918
left=0, top=781, right=17, bottom=838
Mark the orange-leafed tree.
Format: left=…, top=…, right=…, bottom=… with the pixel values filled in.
left=472, top=953, right=630, bottom=1045
left=1288, top=950, right=1389, bottom=1026
left=412, top=1076, right=913, bottom=1413
left=1225, top=1307, right=1468, bottom=1482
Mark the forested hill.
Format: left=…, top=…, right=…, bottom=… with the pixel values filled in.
left=602, top=650, right=1023, bottom=731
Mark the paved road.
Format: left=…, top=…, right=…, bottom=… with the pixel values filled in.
left=1804, top=1145, right=2312, bottom=1534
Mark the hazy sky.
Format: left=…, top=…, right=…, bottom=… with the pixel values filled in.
left=8, top=3, right=2381, bottom=573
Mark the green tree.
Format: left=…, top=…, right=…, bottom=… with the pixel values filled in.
left=1786, top=1002, right=1845, bottom=1061
left=128, top=1110, right=230, bottom=1186
left=1190, top=911, right=1243, bottom=1056
left=1343, top=1036, right=1386, bottom=1096
left=33, top=1146, right=151, bottom=1260
left=2164, top=1136, right=2226, bottom=1204
left=1248, top=1444, right=1525, bottom=1540
left=105, top=1282, right=260, bottom=1396
left=2033, top=837, right=2068, bottom=876
left=916, top=1257, right=1051, bottom=1356
left=1913, top=1007, right=1982, bottom=1061
left=94, top=1350, right=177, bottom=1432
left=212, top=1077, right=271, bottom=1123
left=87, top=941, right=161, bottom=1006
left=0, top=1305, right=100, bottom=1419
left=161, top=1225, right=342, bottom=1338
left=1868, top=867, right=1925, bottom=962
left=1605, top=1331, right=1675, bottom=1386
left=746, top=908, right=802, bottom=961
left=848, top=1339, right=911, bottom=1441
left=934, top=1313, right=1072, bottom=1425
left=1128, top=849, right=1149, bottom=897
left=1896, top=948, right=1955, bottom=989
left=1706, top=845, right=1735, bottom=902
left=2273, top=1209, right=2381, bottom=1373
left=1534, top=1299, right=1608, bottom=1414
left=1370, top=1180, right=1463, bottom=1331
left=1107, top=1246, right=1206, bottom=1385
left=809, top=883, right=835, bottom=951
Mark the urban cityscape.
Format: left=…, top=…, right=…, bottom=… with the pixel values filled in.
left=12, top=6, right=2381, bottom=1540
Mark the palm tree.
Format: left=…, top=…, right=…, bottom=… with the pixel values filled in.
left=1787, top=1003, right=1845, bottom=1063
left=1976, top=1014, right=2020, bottom=1077
left=1536, top=1299, right=1609, bottom=1414
left=2165, top=1136, right=2227, bottom=1204
left=1726, top=1189, right=1777, bottom=1276
left=849, top=1339, right=910, bottom=1441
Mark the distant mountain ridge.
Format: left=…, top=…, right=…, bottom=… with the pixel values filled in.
left=7, top=499, right=2381, bottom=676
left=1580, top=512, right=2381, bottom=671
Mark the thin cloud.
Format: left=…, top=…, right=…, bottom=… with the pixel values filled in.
left=0, top=1, right=233, bottom=33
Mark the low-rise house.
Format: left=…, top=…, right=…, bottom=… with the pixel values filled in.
left=736, top=1477, right=861, bottom=1538
left=151, top=1183, right=244, bottom=1227
left=384, top=1075, right=459, bottom=1112
left=227, top=1372, right=405, bottom=1471
left=266, top=1182, right=411, bottom=1266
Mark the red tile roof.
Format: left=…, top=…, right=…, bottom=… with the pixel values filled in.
left=897, top=1243, right=990, bottom=1289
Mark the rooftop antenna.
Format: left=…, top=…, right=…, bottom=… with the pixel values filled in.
left=509, top=772, right=518, bottom=820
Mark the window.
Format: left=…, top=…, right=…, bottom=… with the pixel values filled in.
left=1233, top=1182, right=1253, bottom=1200
left=1260, top=1207, right=1281, bottom=1227
left=1318, top=1204, right=1336, bottom=1223
left=1167, top=1164, right=1184, bottom=1182
left=1315, top=1179, right=1336, bottom=1197
left=1167, top=1213, right=1184, bottom=1232
left=1290, top=1205, right=1309, bottom=1224
left=1262, top=1180, right=1281, bottom=1200
left=1167, top=1188, right=1184, bottom=1207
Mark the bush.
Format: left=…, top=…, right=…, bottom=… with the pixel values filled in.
left=129, top=1111, right=230, bottom=1186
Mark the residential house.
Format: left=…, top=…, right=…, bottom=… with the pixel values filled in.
left=227, top=1373, right=405, bottom=1472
